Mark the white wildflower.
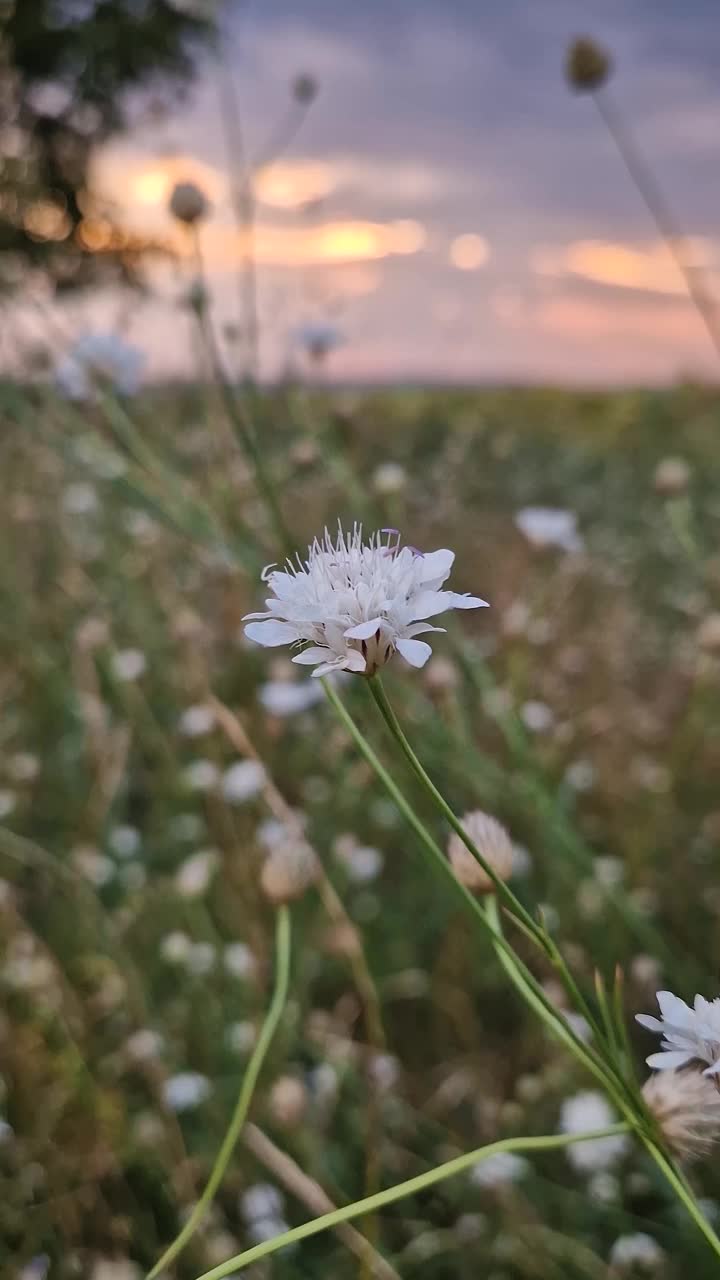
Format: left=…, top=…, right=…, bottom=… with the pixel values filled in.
left=56, top=332, right=143, bottom=401
left=469, top=1151, right=529, bottom=1188
left=111, top=649, right=146, bottom=682
left=653, top=456, right=690, bottom=497
left=609, top=1233, right=665, bottom=1270
left=108, top=825, right=141, bottom=858
left=226, top=1020, right=257, bottom=1054
left=221, top=760, right=266, bottom=804
left=559, top=1091, right=628, bottom=1171
left=642, top=1069, right=720, bottom=1160
left=175, top=848, right=219, bottom=898
left=346, top=844, right=384, bottom=883
left=637, top=990, right=720, bottom=1075
left=124, top=1029, right=164, bottom=1063
left=520, top=700, right=555, bottom=733
left=515, top=507, right=583, bottom=553
left=259, top=680, right=323, bottom=716
left=186, top=942, right=216, bottom=976
left=162, top=1072, right=211, bottom=1112
left=160, top=930, right=192, bottom=964
left=243, top=526, right=487, bottom=678
left=373, top=462, right=407, bottom=495
left=178, top=704, right=216, bottom=736
left=8, top=753, right=39, bottom=782
left=183, top=759, right=219, bottom=791
left=224, top=943, right=257, bottom=980
left=62, top=482, right=98, bottom=515
left=240, top=1183, right=284, bottom=1223
left=0, top=790, right=16, bottom=818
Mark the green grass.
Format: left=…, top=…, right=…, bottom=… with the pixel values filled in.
left=2, top=380, right=720, bottom=1279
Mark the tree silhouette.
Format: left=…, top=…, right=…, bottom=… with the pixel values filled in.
left=0, top=0, right=216, bottom=292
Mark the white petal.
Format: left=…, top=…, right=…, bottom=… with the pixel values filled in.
left=292, top=646, right=332, bottom=665
left=244, top=621, right=299, bottom=648
left=312, top=659, right=350, bottom=678
left=646, top=1050, right=693, bottom=1070
left=656, top=991, right=694, bottom=1027
left=396, top=637, right=433, bottom=668
left=344, top=649, right=368, bottom=672
left=407, top=590, right=489, bottom=622
left=416, top=549, right=455, bottom=583
left=703, top=1060, right=720, bottom=1077
left=635, top=1014, right=665, bottom=1032
left=405, top=623, right=446, bottom=637
left=344, top=617, right=384, bottom=640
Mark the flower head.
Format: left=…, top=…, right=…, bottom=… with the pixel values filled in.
left=243, top=525, right=488, bottom=678
left=637, top=990, right=720, bottom=1075
left=56, top=332, right=143, bottom=402
left=559, top=1091, right=628, bottom=1171
left=169, top=180, right=210, bottom=225
left=447, top=810, right=514, bottom=894
left=566, top=37, right=612, bottom=92
left=642, top=1069, right=720, bottom=1160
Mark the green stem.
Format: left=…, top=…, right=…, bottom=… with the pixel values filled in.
left=146, top=906, right=292, bottom=1279
left=190, top=1125, right=631, bottom=1280
left=642, top=1138, right=720, bottom=1262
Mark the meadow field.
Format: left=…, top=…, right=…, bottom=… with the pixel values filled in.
left=2, top=378, right=720, bottom=1279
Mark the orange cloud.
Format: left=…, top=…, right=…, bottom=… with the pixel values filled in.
left=532, top=238, right=720, bottom=297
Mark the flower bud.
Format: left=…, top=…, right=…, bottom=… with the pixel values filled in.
left=260, top=838, right=319, bottom=904
left=642, top=1070, right=720, bottom=1160
left=268, top=1075, right=308, bottom=1129
left=169, top=180, right=210, bottom=225
left=566, top=37, right=612, bottom=92
left=447, top=811, right=514, bottom=894
left=653, top=456, right=691, bottom=497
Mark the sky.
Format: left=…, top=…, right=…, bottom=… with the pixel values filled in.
left=39, top=0, right=720, bottom=383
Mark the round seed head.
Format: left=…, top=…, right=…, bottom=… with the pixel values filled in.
left=447, top=810, right=514, bottom=894
left=566, top=37, right=612, bottom=91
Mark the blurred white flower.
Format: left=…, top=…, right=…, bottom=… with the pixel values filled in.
left=108, top=825, right=141, bottom=858
left=90, top=1261, right=140, bottom=1280
left=226, top=1020, right=257, bottom=1053
left=186, top=942, right=216, bottom=976
left=259, top=680, right=323, bottom=717
left=175, top=848, right=219, bottom=897
left=368, top=1053, right=400, bottom=1091
left=247, top=1216, right=291, bottom=1244
left=515, top=507, right=583, bottom=553
left=178, top=704, right=216, bottom=737
left=560, top=1092, right=628, bottom=1171
left=469, top=1151, right=529, bottom=1187
left=244, top=526, right=487, bottom=678
left=0, top=1118, right=13, bottom=1143
left=125, top=1029, right=164, bottom=1063
left=163, top=1072, right=211, bottom=1112
left=183, top=759, right=220, bottom=791
left=111, top=649, right=146, bottom=682
left=72, top=846, right=115, bottom=887
left=0, top=790, right=16, bottom=818
left=373, top=462, right=407, bottom=495
left=8, top=752, right=39, bottom=782
left=653, top=456, right=690, bottom=497
left=346, top=844, right=384, bottom=883
left=19, top=1257, right=49, bottom=1280
left=637, top=990, right=720, bottom=1074
left=160, top=931, right=192, bottom=964
left=609, top=1233, right=665, bottom=1270
left=224, top=943, right=257, bottom=980
left=222, top=760, right=266, bottom=804
left=564, top=760, right=595, bottom=792
left=62, top=482, right=98, bottom=515
left=520, top=701, right=555, bottom=733
left=240, top=1183, right=284, bottom=1223
left=56, top=333, right=143, bottom=401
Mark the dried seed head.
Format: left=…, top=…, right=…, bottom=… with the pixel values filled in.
left=642, top=1069, right=720, bottom=1160
left=653, top=456, right=691, bottom=497
left=169, top=180, right=210, bottom=225
left=268, top=1075, right=308, bottom=1129
left=566, top=37, right=612, bottom=92
left=447, top=811, right=514, bottom=894
left=260, top=838, right=319, bottom=904
left=293, top=73, right=318, bottom=104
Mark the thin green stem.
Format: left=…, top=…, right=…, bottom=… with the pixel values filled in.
left=146, top=906, right=292, bottom=1279
left=190, top=1125, right=631, bottom=1280
left=642, top=1137, right=720, bottom=1261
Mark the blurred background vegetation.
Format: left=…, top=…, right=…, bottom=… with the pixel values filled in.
left=2, top=3, right=720, bottom=1279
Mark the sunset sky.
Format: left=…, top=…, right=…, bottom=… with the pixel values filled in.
left=48, top=0, right=720, bottom=383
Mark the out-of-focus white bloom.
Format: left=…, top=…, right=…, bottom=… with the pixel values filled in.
left=609, top=1233, right=665, bottom=1270
left=118, top=863, right=146, bottom=892
left=161, top=930, right=192, bottom=964
left=631, top=953, right=661, bottom=988
left=178, top=704, right=216, bottom=737
left=469, top=1151, right=529, bottom=1187
left=19, top=1256, right=49, bottom=1280
left=240, top=1183, right=284, bottom=1223
left=62, top=482, right=98, bottom=515
left=111, top=649, right=146, bottom=682
left=183, top=759, right=220, bottom=792
left=259, top=681, right=323, bottom=717
left=269, top=1075, right=308, bottom=1128
left=589, top=1171, right=619, bottom=1203
left=515, top=507, right=584, bottom=553
left=346, top=844, right=384, bottom=883
left=373, top=462, right=408, bottom=495
left=653, top=456, right=690, bottom=497
left=224, top=943, right=257, bottom=980
left=108, top=825, right=141, bottom=858
left=511, top=844, right=533, bottom=877
left=221, top=760, right=266, bottom=803
left=564, top=760, right=595, bottom=791
left=186, top=942, right=216, bottom=976
left=593, top=855, right=624, bottom=888
left=520, top=700, right=555, bottom=733
left=261, top=836, right=319, bottom=904
left=244, top=526, right=487, bottom=678
left=368, top=1052, right=400, bottom=1091
left=8, top=752, right=39, bottom=782
left=169, top=180, right=210, bottom=225
left=56, top=333, right=143, bottom=401
left=564, top=1012, right=593, bottom=1042
left=247, top=1216, right=292, bottom=1244
left=72, top=845, right=115, bottom=887
left=163, top=1072, right=212, bottom=1112
left=0, top=1118, right=13, bottom=1143
left=175, top=848, right=219, bottom=897
left=226, top=1020, right=257, bottom=1054
left=125, top=1029, right=164, bottom=1063
left=0, top=790, right=16, bottom=818
left=91, top=1262, right=140, bottom=1280
left=637, top=990, right=720, bottom=1074
left=642, top=1069, right=720, bottom=1160
left=447, top=811, right=514, bottom=894
left=560, top=1092, right=628, bottom=1171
